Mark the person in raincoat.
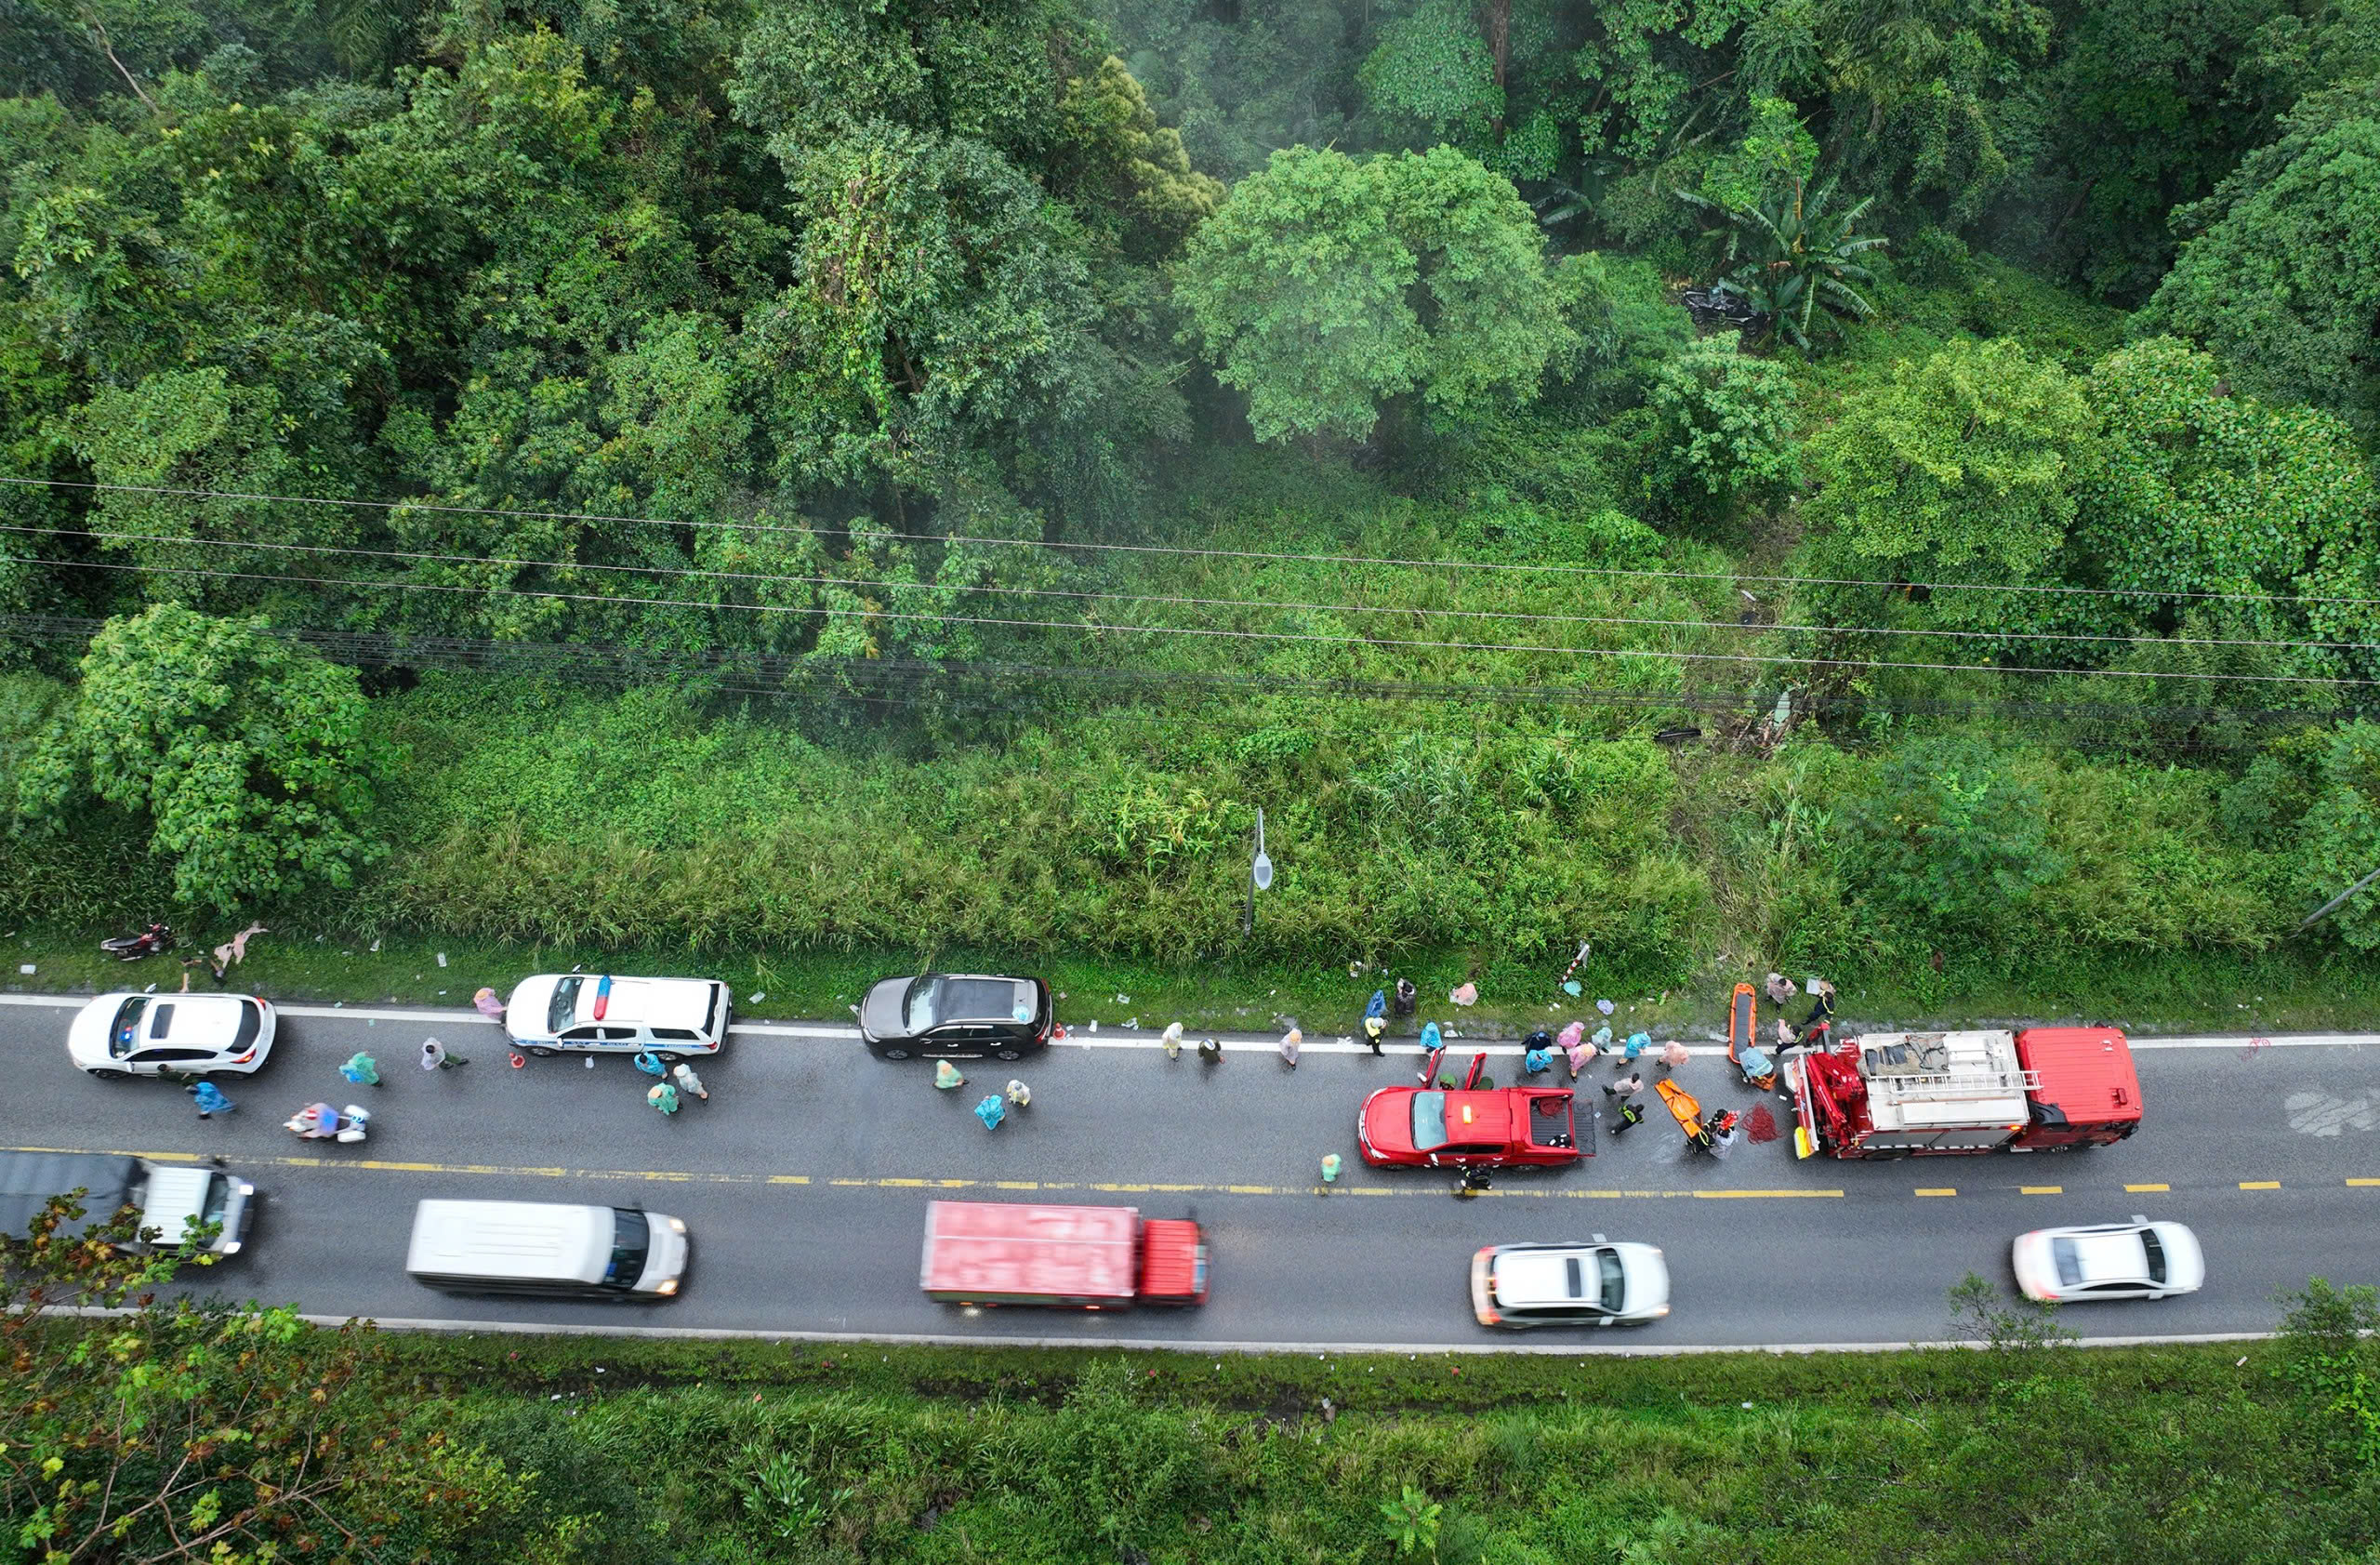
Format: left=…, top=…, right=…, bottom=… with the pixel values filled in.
left=339, top=1053, right=380, bottom=1087
left=671, top=1061, right=707, bottom=1101
left=1558, top=1021, right=1593, bottom=1078
left=934, top=1059, right=966, bottom=1091
left=1619, top=1030, right=1653, bottom=1065
left=973, top=1094, right=1007, bottom=1132
left=1416, top=1020, right=1443, bottom=1082
left=647, top=1081, right=681, bottom=1115
left=473, top=988, right=506, bottom=1020
left=1278, top=1027, right=1302, bottom=1068
left=1522, top=1029, right=1554, bottom=1076
left=1362, top=990, right=1388, bottom=1054
left=1658, top=1040, right=1690, bottom=1073
left=1161, top=1022, right=1184, bottom=1061
left=187, top=1081, right=233, bottom=1118
left=1004, top=1079, right=1031, bottom=1109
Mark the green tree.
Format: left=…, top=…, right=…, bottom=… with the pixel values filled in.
left=1678, top=172, right=1886, bottom=351
left=2138, top=79, right=2380, bottom=435
left=1842, top=737, right=2068, bottom=937
left=15, top=605, right=399, bottom=909
left=1177, top=144, right=1572, bottom=442
left=2071, top=338, right=2375, bottom=611
left=2272, top=1278, right=2380, bottom=1477
left=1805, top=337, right=2097, bottom=581
left=2297, top=722, right=2380, bottom=951
left=1358, top=0, right=1501, bottom=148
left=1645, top=331, right=1801, bottom=524
left=2, top=1188, right=516, bottom=1558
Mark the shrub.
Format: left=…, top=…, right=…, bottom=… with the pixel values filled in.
left=1839, top=737, right=2067, bottom=941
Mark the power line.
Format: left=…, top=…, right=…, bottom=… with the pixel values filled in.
left=12, top=472, right=2380, bottom=609
left=18, top=551, right=2380, bottom=688
left=0, top=612, right=2342, bottom=751
left=8, top=520, right=2369, bottom=657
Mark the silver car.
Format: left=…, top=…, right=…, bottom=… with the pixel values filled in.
left=1470, top=1237, right=1671, bottom=1328
left=2011, top=1216, right=2205, bottom=1303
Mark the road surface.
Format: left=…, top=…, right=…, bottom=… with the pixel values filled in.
left=6, top=993, right=2375, bottom=1351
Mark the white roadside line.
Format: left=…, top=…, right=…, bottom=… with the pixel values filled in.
left=181, top=1312, right=2307, bottom=1355
left=0, top=991, right=2373, bottom=1054
left=48, top=1303, right=2281, bottom=1354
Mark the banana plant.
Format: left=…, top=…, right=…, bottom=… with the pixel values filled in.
left=1678, top=175, right=1887, bottom=351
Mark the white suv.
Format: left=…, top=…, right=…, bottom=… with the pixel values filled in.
left=1470, top=1238, right=1671, bottom=1328
left=502, top=975, right=731, bottom=1059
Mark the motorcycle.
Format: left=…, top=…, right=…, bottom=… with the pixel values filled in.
left=100, top=922, right=174, bottom=961
left=284, top=1102, right=371, bottom=1144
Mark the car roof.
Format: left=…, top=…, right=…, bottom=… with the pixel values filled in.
left=1493, top=1246, right=1600, bottom=1306
left=540, top=975, right=717, bottom=1030
left=139, top=994, right=251, bottom=1049
left=2056, top=1227, right=2152, bottom=1284
left=926, top=975, right=1037, bottom=1021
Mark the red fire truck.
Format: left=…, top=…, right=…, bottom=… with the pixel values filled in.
left=1786, top=1025, right=2142, bottom=1159
left=919, top=1200, right=1210, bottom=1308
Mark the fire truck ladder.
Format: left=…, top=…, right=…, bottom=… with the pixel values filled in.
left=1862, top=1067, right=2042, bottom=1103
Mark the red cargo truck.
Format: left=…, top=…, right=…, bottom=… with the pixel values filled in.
left=919, top=1200, right=1210, bottom=1308
left=1787, top=1025, right=2142, bottom=1159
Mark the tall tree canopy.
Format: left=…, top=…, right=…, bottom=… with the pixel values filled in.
left=1176, top=144, right=1570, bottom=442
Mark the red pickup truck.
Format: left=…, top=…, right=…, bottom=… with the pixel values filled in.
left=1357, top=1083, right=1583, bottom=1168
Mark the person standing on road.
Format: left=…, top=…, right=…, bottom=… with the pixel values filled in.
left=1603, top=1071, right=1644, bottom=1100
left=421, top=1038, right=469, bottom=1071
left=1453, top=1166, right=1491, bottom=1199
left=1362, top=1015, right=1386, bottom=1054
left=647, top=1081, right=680, bottom=1115
left=670, top=1062, right=707, bottom=1101
left=1278, top=1027, right=1302, bottom=1069
left=187, top=1081, right=233, bottom=1119
left=473, top=987, right=506, bottom=1019
left=934, top=1059, right=966, bottom=1091
left=339, top=1053, right=380, bottom=1087
left=1197, top=1037, right=1223, bottom=1067
left=1611, top=1098, right=1646, bottom=1135
left=1161, top=1022, right=1184, bottom=1061
left=1004, top=1079, right=1031, bottom=1110
left=1658, top=1041, right=1690, bottom=1073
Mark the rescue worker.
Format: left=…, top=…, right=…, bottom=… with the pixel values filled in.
left=1793, top=979, right=1838, bottom=1044
left=1453, top=1165, right=1492, bottom=1199
left=1611, top=1098, right=1646, bottom=1136
left=1197, top=1037, right=1223, bottom=1067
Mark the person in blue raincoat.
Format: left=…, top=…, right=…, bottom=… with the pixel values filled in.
left=974, top=1094, right=1007, bottom=1131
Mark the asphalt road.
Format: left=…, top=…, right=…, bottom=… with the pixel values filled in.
left=6, top=993, right=2376, bottom=1350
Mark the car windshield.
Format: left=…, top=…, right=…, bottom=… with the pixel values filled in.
left=2051, top=1237, right=2083, bottom=1288
left=200, top=1174, right=231, bottom=1227
left=547, top=977, right=582, bottom=1034
left=1598, top=1250, right=1626, bottom=1313
left=602, top=1209, right=650, bottom=1291
left=231, top=1004, right=259, bottom=1050
left=903, top=976, right=946, bottom=1030
left=109, top=997, right=149, bottom=1058
left=2141, top=1228, right=2166, bottom=1285
left=1409, top=1092, right=1448, bottom=1151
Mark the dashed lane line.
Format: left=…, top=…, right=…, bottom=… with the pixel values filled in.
left=2125, top=1183, right=2171, bottom=1192
left=1915, top=1187, right=1957, bottom=1197
left=2020, top=1185, right=2063, bottom=1195
left=0, top=1143, right=1840, bottom=1200
left=2239, top=1180, right=2281, bottom=1189
left=2349, top=1178, right=2380, bottom=1187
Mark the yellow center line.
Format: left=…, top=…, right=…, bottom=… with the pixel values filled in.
left=2347, top=1178, right=2380, bottom=1187
left=2124, top=1183, right=2170, bottom=1192
left=2239, top=1180, right=2281, bottom=1190
left=1695, top=1188, right=1845, bottom=1199
left=1915, top=1187, right=1958, bottom=1197
left=2020, top=1185, right=2063, bottom=1195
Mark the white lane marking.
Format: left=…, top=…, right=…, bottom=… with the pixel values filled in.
left=51, top=1305, right=2278, bottom=1355
left=2, top=991, right=2377, bottom=1054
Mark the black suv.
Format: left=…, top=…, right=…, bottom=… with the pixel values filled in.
left=858, top=974, right=1054, bottom=1060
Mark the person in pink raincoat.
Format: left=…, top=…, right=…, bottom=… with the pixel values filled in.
left=1558, top=1020, right=1593, bottom=1078
left=1659, top=1040, right=1691, bottom=1072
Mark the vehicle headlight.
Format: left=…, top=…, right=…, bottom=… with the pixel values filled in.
left=220, top=1240, right=242, bottom=1255
left=1649, top=1304, right=1668, bottom=1319
left=655, top=1278, right=679, bottom=1295
left=667, top=1216, right=686, bottom=1234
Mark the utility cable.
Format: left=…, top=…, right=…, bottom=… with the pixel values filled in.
left=11, top=473, right=2380, bottom=609
left=14, top=551, right=2380, bottom=688
left=5, top=520, right=2369, bottom=657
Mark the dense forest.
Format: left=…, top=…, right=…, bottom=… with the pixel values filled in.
left=1, top=0, right=2378, bottom=996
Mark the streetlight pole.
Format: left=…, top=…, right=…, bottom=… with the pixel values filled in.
left=1244, top=807, right=1272, bottom=938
